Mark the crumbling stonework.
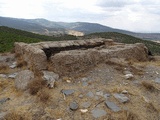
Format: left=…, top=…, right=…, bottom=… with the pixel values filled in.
left=14, top=38, right=149, bottom=76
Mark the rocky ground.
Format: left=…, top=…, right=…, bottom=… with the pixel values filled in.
left=0, top=53, right=160, bottom=120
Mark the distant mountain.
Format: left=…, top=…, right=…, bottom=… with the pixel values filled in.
left=0, top=16, right=160, bottom=40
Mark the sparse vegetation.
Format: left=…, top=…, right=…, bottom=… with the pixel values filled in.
left=27, top=77, right=46, bottom=95
left=37, top=88, right=51, bottom=103
left=141, top=81, right=157, bottom=92
left=4, top=111, right=29, bottom=120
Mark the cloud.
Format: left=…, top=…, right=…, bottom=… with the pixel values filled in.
left=97, top=0, right=134, bottom=8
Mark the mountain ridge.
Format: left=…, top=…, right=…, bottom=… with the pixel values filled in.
left=0, top=16, right=160, bottom=40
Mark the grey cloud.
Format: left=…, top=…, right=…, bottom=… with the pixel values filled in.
left=97, top=0, right=134, bottom=8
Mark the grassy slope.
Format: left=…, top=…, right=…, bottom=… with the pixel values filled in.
left=0, top=26, right=160, bottom=55
left=84, top=32, right=160, bottom=55
left=0, top=26, right=77, bottom=52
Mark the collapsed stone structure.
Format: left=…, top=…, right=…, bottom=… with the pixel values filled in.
left=14, top=38, right=149, bottom=76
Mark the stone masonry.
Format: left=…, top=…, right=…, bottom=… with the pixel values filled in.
left=14, top=38, right=149, bottom=76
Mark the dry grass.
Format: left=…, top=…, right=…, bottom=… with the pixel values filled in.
left=27, top=77, right=46, bottom=95
left=3, top=111, right=30, bottom=120
left=17, top=61, right=27, bottom=68
left=0, top=62, right=8, bottom=73
left=141, top=81, right=158, bottom=92
left=37, top=88, right=51, bottom=103
left=121, top=110, right=140, bottom=120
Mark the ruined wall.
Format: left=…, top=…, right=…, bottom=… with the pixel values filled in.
left=14, top=38, right=149, bottom=76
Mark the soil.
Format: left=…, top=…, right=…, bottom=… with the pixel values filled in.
left=0, top=53, right=160, bottom=120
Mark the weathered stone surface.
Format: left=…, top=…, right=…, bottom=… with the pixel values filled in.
left=42, top=71, right=59, bottom=88
left=86, top=91, right=94, bottom=98
left=105, top=101, right=121, bottom=112
left=82, top=82, right=88, bottom=86
left=103, top=93, right=111, bottom=99
left=14, top=42, right=47, bottom=71
left=91, top=109, right=107, bottom=118
left=113, top=93, right=129, bottom=103
left=155, top=77, right=160, bottom=84
left=61, top=89, right=74, bottom=96
left=0, top=98, right=10, bottom=104
left=0, top=112, right=7, bottom=119
left=8, top=73, right=18, bottom=79
left=122, top=90, right=128, bottom=94
left=69, top=101, right=79, bottom=110
left=15, top=70, right=34, bottom=90
left=14, top=39, right=149, bottom=76
left=0, top=74, right=7, bottom=78
left=49, top=49, right=101, bottom=76
left=81, top=102, right=91, bottom=108
left=125, top=74, right=134, bottom=80
left=96, top=91, right=104, bottom=96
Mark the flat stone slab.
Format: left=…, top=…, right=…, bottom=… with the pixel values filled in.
left=155, top=77, right=160, bottom=84
left=61, top=89, right=75, bottom=96
left=113, top=93, right=129, bottom=103
left=69, top=101, right=79, bottom=111
left=86, top=91, right=94, bottom=98
left=8, top=73, right=18, bottom=79
left=91, top=109, right=107, bottom=118
left=105, top=101, right=121, bottom=112
left=81, top=102, right=91, bottom=108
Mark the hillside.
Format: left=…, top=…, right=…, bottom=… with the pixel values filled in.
left=0, top=26, right=77, bottom=52
left=1, top=16, right=160, bottom=40
left=0, top=40, right=160, bottom=120
left=0, top=26, right=160, bottom=55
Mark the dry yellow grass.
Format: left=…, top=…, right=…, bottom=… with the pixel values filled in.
left=27, top=77, right=46, bottom=95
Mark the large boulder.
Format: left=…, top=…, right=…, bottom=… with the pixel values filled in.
left=15, top=70, right=34, bottom=91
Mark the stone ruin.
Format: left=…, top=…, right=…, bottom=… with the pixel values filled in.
left=14, top=38, right=149, bottom=76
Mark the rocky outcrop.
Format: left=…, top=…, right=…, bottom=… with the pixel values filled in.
left=14, top=38, right=149, bottom=76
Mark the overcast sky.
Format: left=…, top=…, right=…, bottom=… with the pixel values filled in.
left=0, top=0, right=160, bottom=33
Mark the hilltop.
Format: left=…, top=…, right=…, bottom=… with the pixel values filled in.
left=0, top=39, right=160, bottom=120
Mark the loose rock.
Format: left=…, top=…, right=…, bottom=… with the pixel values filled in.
left=80, top=109, right=88, bottom=113
left=15, top=70, right=34, bottom=90
left=155, top=77, right=160, bottom=84
left=82, top=82, right=88, bottom=86
left=0, top=74, right=7, bottom=78
left=86, top=91, right=94, bottom=98
left=113, top=93, right=129, bottom=103
left=103, top=93, right=111, bottom=99
left=81, top=102, right=91, bottom=108
left=8, top=73, right=18, bottom=79
left=69, top=101, right=79, bottom=111
left=0, top=98, right=10, bottom=104
left=9, top=62, right=17, bottom=69
left=96, top=91, right=103, bottom=96
left=43, top=71, right=59, bottom=88
left=91, top=109, right=107, bottom=118
left=121, top=90, right=128, bottom=94
left=125, top=73, right=134, bottom=80
left=61, top=89, right=74, bottom=96
left=105, top=101, right=121, bottom=112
